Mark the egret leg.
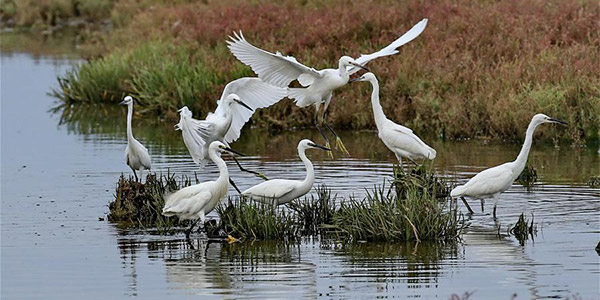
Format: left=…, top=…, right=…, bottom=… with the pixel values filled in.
left=492, top=195, right=499, bottom=220
left=185, top=219, right=199, bottom=240
left=480, top=199, right=485, bottom=212
left=231, top=155, right=268, bottom=181
left=229, top=177, right=242, bottom=194
left=322, top=100, right=350, bottom=157
left=130, top=167, right=139, bottom=182
left=314, top=105, right=333, bottom=158
left=460, top=197, right=474, bottom=214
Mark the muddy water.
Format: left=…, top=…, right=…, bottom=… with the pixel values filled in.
left=1, top=53, right=599, bottom=299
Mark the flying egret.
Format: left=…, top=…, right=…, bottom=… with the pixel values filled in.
left=176, top=77, right=287, bottom=180
left=450, top=114, right=568, bottom=218
left=351, top=72, right=436, bottom=166
left=162, top=141, right=243, bottom=238
left=227, top=18, right=428, bottom=156
left=120, top=96, right=151, bottom=181
left=241, top=139, right=330, bottom=205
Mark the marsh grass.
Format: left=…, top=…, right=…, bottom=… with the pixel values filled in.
left=587, top=176, right=600, bottom=188
left=517, top=164, right=538, bottom=190
left=508, top=213, right=537, bottom=246
left=287, top=185, right=336, bottom=236
left=108, top=172, right=190, bottom=233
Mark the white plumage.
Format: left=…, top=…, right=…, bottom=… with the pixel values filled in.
left=450, top=114, right=568, bottom=217
left=162, top=141, right=240, bottom=236
left=120, top=96, right=151, bottom=181
left=353, top=72, right=436, bottom=166
left=176, top=77, right=287, bottom=168
left=227, top=19, right=428, bottom=153
left=241, top=139, right=330, bottom=205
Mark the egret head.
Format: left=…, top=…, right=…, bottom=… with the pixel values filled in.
left=119, top=95, right=134, bottom=105
left=532, top=113, right=568, bottom=126
left=339, top=56, right=369, bottom=72
left=225, top=94, right=252, bottom=111
left=209, top=141, right=245, bottom=156
left=298, top=139, right=331, bottom=152
left=349, top=72, right=377, bottom=83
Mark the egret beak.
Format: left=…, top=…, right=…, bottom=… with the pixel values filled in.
left=223, top=147, right=246, bottom=157
left=119, top=100, right=128, bottom=105
left=549, top=118, right=568, bottom=125
left=349, top=76, right=363, bottom=83
left=350, top=62, right=369, bottom=72
left=308, top=142, right=331, bottom=151
left=235, top=99, right=253, bottom=111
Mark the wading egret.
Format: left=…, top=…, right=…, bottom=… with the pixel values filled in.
left=450, top=114, right=568, bottom=218
left=241, top=139, right=330, bottom=205
left=351, top=72, right=436, bottom=166
left=120, top=96, right=151, bottom=181
left=227, top=19, right=428, bottom=155
left=176, top=77, right=287, bottom=179
left=162, top=141, right=243, bottom=238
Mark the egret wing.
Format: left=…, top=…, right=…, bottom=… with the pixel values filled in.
left=242, top=179, right=295, bottom=199
left=227, top=31, right=323, bottom=87
left=217, top=77, right=288, bottom=143
left=350, top=19, right=428, bottom=75
left=459, top=164, right=516, bottom=197
left=163, top=184, right=212, bottom=216
left=177, top=111, right=214, bottom=164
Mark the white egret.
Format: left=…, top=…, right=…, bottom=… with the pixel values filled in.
left=162, top=141, right=243, bottom=238
left=351, top=72, right=436, bottom=166
left=175, top=77, right=287, bottom=180
left=450, top=114, right=568, bottom=218
left=241, top=139, right=330, bottom=205
left=227, top=19, right=428, bottom=155
left=120, top=96, right=151, bottom=181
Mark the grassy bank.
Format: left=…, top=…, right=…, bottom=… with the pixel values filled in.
left=51, top=0, right=598, bottom=142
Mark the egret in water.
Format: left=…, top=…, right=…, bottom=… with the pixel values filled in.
left=351, top=72, right=436, bottom=166
left=120, top=96, right=151, bottom=181
left=241, top=139, right=330, bottom=205
left=162, top=141, right=243, bottom=238
left=450, top=114, right=568, bottom=218
left=176, top=77, right=287, bottom=181
left=227, top=19, right=428, bottom=156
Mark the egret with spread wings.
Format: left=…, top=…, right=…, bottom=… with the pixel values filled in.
left=227, top=19, right=428, bottom=156
left=176, top=77, right=287, bottom=182
left=450, top=114, right=568, bottom=218
left=352, top=72, right=436, bottom=166
left=241, top=139, right=330, bottom=205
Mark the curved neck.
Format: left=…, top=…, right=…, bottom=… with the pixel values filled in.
left=298, top=147, right=315, bottom=190
left=513, top=120, right=540, bottom=171
left=126, top=103, right=134, bottom=141
left=338, top=61, right=349, bottom=78
left=209, top=149, right=229, bottom=184
left=368, top=78, right=387, bottom=125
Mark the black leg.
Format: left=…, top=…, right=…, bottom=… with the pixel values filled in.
left=231, top=155, right=268, bottom=181
left=131, top=168, right=139, bottom=182
left=461, top=197, right=474, bottom=214
left=185, top=219, right=199, bottom=240
left=323, top=108, right=350, bottom=156
left=229, top=177, right=242, bottom=194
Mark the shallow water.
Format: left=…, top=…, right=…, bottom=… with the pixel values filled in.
left=1, top=52, right=599, bottom=299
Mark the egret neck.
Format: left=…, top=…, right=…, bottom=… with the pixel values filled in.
left=298, top=146, right=315, bottom=193
left=337, top=59, right=350, bottom=80
left=126, top=102, right=134, bottom=143
left=209, top=147, right=230, bottom=187
left=366, top=77, right=387, bottom=126
left=513, top=119, right=540, bottom=175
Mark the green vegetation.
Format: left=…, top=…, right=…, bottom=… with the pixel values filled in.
left=587, top=176, right=600, bottom=188
left=0, top=0, right=113, bottom=29
left=508, top=213, right=536, bottom=245
left=517, top=163, right=538, bottom=190
left=45, top=0, right=598, bottom=143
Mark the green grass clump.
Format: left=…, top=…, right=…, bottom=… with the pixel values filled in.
left=508, top=213, right=536, bottom=245
left=288, top=185, right=336, bottom=236
left=108, top=172, right=190, bottom=232
left=216, top=199, right=298, bottom=241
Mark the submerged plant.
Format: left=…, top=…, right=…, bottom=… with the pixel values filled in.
left=108, top=172, right=191, bottom=233
left=508, top=213, right=537, bottom=245
left=517, top=163, right=538, bottom=190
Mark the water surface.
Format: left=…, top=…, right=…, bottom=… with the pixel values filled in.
left=1, top=51, right=599, bottom=299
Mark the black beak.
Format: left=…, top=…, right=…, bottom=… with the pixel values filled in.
left=119, top=100, right=128, bottom=105
left=224, top=147, right=246, bottom=157
left=235, top=99, right=253, bottom=111
left=349, top=76, right=362, bottom=83
left=350, top=62, right=370, bottom=72
left=549, top=118, right=568, bottom=126
left=308, top=142, right=331, bottom=151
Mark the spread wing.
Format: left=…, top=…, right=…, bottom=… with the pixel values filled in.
left=350, top=18, right=428, bottom=75
left=216, top=77, right=288, bottom=143
left=176, top=107, right=214, bottom=165
left=227, top=31, right=323, bottom=88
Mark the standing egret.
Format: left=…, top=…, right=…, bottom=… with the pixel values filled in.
left=120, top=96, right=151, bottom=181
left=176, top=77, right=287, bottom=179
left=351, top=72, right=436, bottom=166
left=450, top=114, right=568, bottom=218
left=241, top=139, right=330, bottom=205
left=162, top=141, right=243, bottom=238
left=227, top=19, right=428, bottom=156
